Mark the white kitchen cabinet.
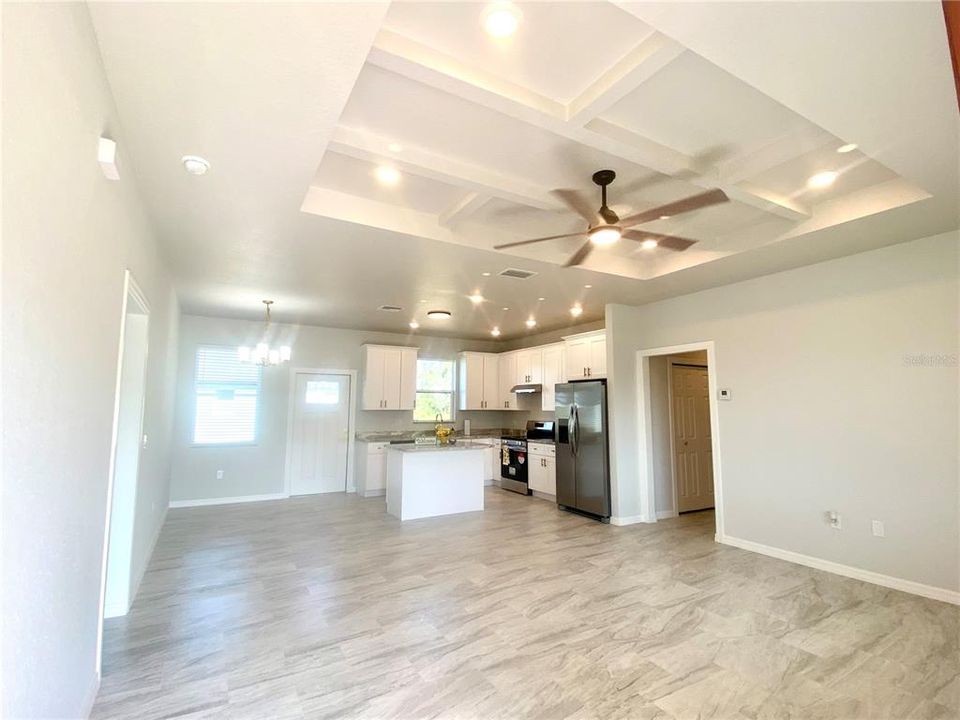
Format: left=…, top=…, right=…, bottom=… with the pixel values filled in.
left=361, top=345, right=418, bottom=410
left=356, top=441, right=389, bottom=497
left=540, top=343, right=564, bottom=411
left=515, top=347, right=543, bottom=385
left=465, top=437, right=500, bottom=483
left=528, top=442, right=556, bottom=496
left=458, top=352, right=500, bottom=410
left=563, top=331, right=606, bottom=380
left=497, top=352, right=519, bottom=410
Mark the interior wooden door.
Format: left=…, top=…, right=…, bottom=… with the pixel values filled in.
left=671, top=364, right=714, bottom=512
left=289, top=373, right=351, bottom=495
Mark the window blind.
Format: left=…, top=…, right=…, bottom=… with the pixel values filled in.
left=193, top=345, right=261, bottom=444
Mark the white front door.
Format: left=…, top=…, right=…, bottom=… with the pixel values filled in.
left=289, top=373, right=351, bottom=495
left=671, top=364, right=714, bottom=512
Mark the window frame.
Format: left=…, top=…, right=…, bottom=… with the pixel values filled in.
left=190, top=344, right=263, bottom=447
left=413, top=356, right=457, bottom=424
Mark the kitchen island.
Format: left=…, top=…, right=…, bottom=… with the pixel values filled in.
left=385, top=443, right=486, bottom=521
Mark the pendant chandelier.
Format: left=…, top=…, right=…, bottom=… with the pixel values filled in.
left=238, top=300, right=291, bottom=366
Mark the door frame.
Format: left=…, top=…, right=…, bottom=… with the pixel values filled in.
left=667, top=359, right=711, bottom=518
left=635, top=341, right=724, bottom=538
left=96, top=269, right=150, bottom=674
left=283, top=368, right=357, bottom=495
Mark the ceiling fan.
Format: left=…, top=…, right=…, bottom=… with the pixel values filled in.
left=493, top=170, right=729, bottom=267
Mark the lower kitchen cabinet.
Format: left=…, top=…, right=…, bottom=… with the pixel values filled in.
left=527, top=441, right=556, bottom=496
left=356, top=441, right=388, bottom=497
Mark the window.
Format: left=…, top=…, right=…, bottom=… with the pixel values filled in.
left=193, top=345, right=262, bottom=444
left=414, top=358, right=455, bottom=423
left=305, top=380, right=339, bottom=405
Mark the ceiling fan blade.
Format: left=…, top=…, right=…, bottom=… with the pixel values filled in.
left=552, top=189, right=600, bottom=224
left=493, top=232, right=586, bottom=250
left=623, top=230, right=698, bottom=252
left=563, top=239, right=595, bottom=267
left=619, top=188, right=729, bottom=228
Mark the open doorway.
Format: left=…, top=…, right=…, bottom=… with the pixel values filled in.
left=637, top=342, right=723, bottom=535
left=99, top=271, right=150, bottom=625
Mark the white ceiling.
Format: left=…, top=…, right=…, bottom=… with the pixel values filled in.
left=88, top=2, right=958, bottom=340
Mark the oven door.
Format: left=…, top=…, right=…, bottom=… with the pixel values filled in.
left=500, top=443, right=530, bottom=494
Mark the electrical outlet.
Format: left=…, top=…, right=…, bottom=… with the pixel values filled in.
left=872, top=520, right=885, bottom=537
left=216, top=469, right=224, bottom=480
left=826, top=510, right=842, bottom=530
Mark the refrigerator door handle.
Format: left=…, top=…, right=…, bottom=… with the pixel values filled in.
left=570, top=404, right=579, bottom=456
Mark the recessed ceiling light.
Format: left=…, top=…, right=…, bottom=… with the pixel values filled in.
left=584, top=284, right=592, bottom=289
left=409, top=321, right=419, bottom=329
left=481, top=2, right=522, bottom=38
left=468, top=292, right=484, bottom=304
left=837, top=143, right=858, bottom=154
left=525, top=317, right=537, bottom=328
left=420, top=299, right=427, bottom=303
left=388, top=142, right=403, bottom=153
left=502, top=307, right=509, bottom=311
left=570, top=304, right=583, bottom=317
left=491, top=327, right=501, bottom=337
left=659, top=215, right=671, bottom=220
left=589, top=226, right=621, bottom=245
left=427, top=310, right=451, bottom=320
left=640, top=238, right=659, bottom=250
left=181, top=155, right=210, bottom=175
left=375, top=165, right=401, bottom=186
left=481, top=272, right=491, bottom=277
left=537, top=297, right=545, bottom=301
left=807, top=170, right=838, bottom=189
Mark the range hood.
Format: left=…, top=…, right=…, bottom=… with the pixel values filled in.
left=511, top=383, right=542, bottom=394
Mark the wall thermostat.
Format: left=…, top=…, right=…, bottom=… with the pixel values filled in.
left=718, top=388, right=732, bottom=401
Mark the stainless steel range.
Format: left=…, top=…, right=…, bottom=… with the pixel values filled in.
left=500, top=421, right=556, bottom=495
left=500, top=435, right=528, bottom=495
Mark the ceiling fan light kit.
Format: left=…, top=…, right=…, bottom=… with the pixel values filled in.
left=493, top=169, right=729, bottom=267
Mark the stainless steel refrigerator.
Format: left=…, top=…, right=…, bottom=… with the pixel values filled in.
left=554, top=379, right=611, bottom=520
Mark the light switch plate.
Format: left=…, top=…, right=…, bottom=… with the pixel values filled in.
left=718, top=388, right=732, bottom=401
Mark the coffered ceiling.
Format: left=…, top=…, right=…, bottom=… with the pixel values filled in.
left=88, top=1, right=958, bottom=339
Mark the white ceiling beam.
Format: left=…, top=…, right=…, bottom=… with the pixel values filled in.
left=566, top=31, right=685, bottom=126
left=367, top=31, right=697, bottom=176
left=726, top=183, right=809, bottom=221
left=367, top=31, right=808, bottom=222
left=718, top=128, right=838, bottom=185
left=328, top=125, right=561, bottom=211
left=438, top=192, right=491, bottom=228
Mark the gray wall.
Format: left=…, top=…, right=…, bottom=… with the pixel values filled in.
left=605, top=231, right=959, bottom=593
left=171, top=315, right=519, bottom=502
left=2, top=4, right=180, bottom=717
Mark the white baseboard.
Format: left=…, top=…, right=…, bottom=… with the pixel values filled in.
left=81, top=670, right=101, bottom=719
left=610, top=514, right=651, bottom=526
left=656, top=509, right=679, bottom=519
left=718, top=534, right=960, bottom=606
left=169, top=492, right=288, bottom=508
left=360, top=489, right=386, bottom=498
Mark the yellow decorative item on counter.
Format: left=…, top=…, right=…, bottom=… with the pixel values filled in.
left=434, top=414, right=454, bottom=444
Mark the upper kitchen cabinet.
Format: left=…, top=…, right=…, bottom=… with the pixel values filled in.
left=541, top=343, right=564, bottom=411
left=458, top=352, right=500, bottom=410
left=361, top=344, right=418, bottom=410
left=497, top=351, right=520, bottom=410
left=563, top=330, right=606, bottom=380
left=515, top=347, right=543, bottom=385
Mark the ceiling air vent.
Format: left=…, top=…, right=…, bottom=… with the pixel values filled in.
left=378, top=304, right=403, bottom=312
left=499, top=268, right=538, bottom=280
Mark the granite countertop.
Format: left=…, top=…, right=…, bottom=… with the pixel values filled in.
left=387, top=441, right=489, bottom=453
left=357, top=428, right=520, bottom=443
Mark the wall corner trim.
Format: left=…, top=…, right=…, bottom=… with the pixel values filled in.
left=169, top=493, right=289, bottom=509
left=610, top=514, right=652, bottom=526
left=81, top=671, right=101, bottom=719
left=718, top=534, right=960, bottom=606
left=656, top=510, right=679, bottom=520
